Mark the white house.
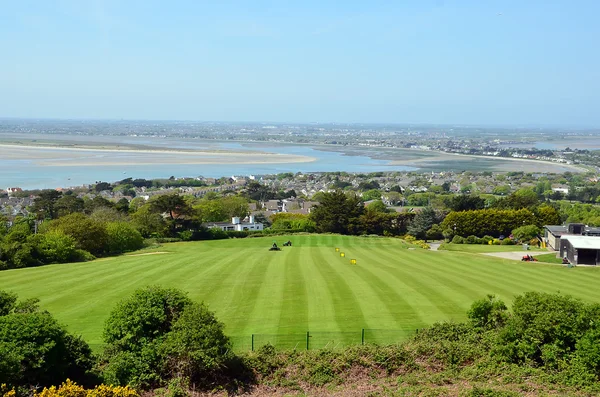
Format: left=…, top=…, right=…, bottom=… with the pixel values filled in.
left=206, top=216, right=264, bottom=232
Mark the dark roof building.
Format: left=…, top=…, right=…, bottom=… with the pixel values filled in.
left=544, top=223, right=600, bottom=251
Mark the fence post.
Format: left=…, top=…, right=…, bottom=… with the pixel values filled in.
left=361, top=328, right=365, bottom=345
left=251, top=334, right=254, bottom=352
left=306, top=331, right=310, bottom=350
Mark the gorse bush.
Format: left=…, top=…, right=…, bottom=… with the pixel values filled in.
left=29, top=379, right=138, bottom=397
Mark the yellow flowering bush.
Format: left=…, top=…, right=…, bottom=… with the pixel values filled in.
left=32, top=380, right=138, bottom=397
left=1, top=384, right=17, bottom=397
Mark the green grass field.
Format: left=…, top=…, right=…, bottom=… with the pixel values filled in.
left=1, top=235, right=600, bottom=351
left=438, top=243, right=543, bottom=253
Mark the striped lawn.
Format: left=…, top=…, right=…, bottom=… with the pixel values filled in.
left=2, top=234, right=600, bottom=350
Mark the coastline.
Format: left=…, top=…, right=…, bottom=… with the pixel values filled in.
left=0, top=143, right=317, bottom=165
left=389, top=150, right=587, bottom=173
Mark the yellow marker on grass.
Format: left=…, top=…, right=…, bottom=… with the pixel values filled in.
left=340, top=252, right=345, bottom=257
left=350, top=259, right=357, bottom=265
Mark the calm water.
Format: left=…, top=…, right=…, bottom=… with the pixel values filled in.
left=0, top=138, right=415, bottom=189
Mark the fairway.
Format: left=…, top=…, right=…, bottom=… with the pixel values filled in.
left=2, top=234, right=600, bottom=350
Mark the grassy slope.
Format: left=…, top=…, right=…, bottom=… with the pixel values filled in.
left=1, top=235, right=600, bottom=351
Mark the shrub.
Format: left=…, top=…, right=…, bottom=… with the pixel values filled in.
left=0, top=309, right=94, bottom=388
left=501, top=238, right=515, bottom=245
left=105, top=222, right=144, bottom=254
left=33, top=379, right=139, bottom=397
left=47, top=214, right=109, bottom=256
left=160, top=303, right=232, bottom=381
left=467, top=295, right=508, bottom=330
left=481, top=235, right=494, bottom=245
left=511, top=225, right=540, bottom=243
left=451, top=235, right=464, bottom=244
left=465, top=235, right=479, bottom=244
left=103, top=286, right=192, bottom=352
left=101, top=287, right=230, bottom=388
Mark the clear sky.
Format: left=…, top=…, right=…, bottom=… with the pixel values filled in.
left=1, top=0, right=599, bottom=126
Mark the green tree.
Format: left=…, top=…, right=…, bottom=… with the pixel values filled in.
left=511, top=225, right=540, bottom=243
left=131, top=205, right=169, bottom=238
left=446, top=195, right=485, bottom=212
left=83, top=196, right=115, bottom=215
left=160, top=303, right=232, bottom=381
left=105, top=222, right=145, bottom=254
left=47, top=213, right=108, bottom=256
left=407, top=207, right=438, bottom=240
left=54, top=195, right=85, bottom=218
left=366, top=200, right=389, bottom=213
left=467, top=295, right=508, bottom=330
left=362, top=189, right=382, bottom=201
left=0, top=291, right=94, bottom=388
left=103, top=286, right=192, bottom=351
left=150, top=194, right=192, bottom=221
left=37, top=230, right=79, bottom=263
left=310, top=191, right=364, bottom=234
left=31, top=190, right=62, bottom=220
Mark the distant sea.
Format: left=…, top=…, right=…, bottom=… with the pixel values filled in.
left=1, top=138, right=416, bottom=190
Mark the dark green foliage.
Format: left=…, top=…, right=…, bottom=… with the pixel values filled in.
left=103, top=286, right=192, bottom=351
left=105, top=222, right=145, bottom=254
left=0, top=290, right=17, bottom=316
left=407, top=207, right=438, bottom=239
left=446, top=195, right=485, bottom=212
left=31, top=190, right=62, bottom=220
left=47, top=213, right=109, bottom=256
left=511, top=225, right=540, bottom=243
left=494, top=292, right=594, bottom=367
left=0, top=291, right=94, bottom=388
left=442, top=208, right=538, bottom=238
left=101, top=286, right=231, bottom=389
left=467, top=295, right=508, bottom=330
left=54, top=194, right=85, bottom=217
left=309, top=191, right=364, bottom=235
left=160, top=303, right=232, bottom=381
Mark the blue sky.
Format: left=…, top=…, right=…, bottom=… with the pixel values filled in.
left=1, top=0, right=599, bottom=126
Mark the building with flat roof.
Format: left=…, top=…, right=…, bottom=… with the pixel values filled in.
left=559, top=235, right=600, bottom=266
left=205, top=216, right=263, bottom=232
left=544, top=224, right=600, bottom=251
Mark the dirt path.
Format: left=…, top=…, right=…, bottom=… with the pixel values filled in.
left=482, top=252, right=533, bottom=260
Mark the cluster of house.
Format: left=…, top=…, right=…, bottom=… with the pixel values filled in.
left=0, top=188, right=33, bottom=218
left=205, top=198, right=319, bottom=232
left=544, top=224, right=600, bottom=266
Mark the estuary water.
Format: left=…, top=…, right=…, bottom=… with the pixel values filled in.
left=0, top=137, right=415, bottom=189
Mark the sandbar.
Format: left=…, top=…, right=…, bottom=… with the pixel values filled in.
left=0, top=143, right=316, bottom=166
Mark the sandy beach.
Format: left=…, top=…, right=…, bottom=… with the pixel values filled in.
left=386, top=150, right=586, bottom=173
left=0, top=143, right=316, bottom=166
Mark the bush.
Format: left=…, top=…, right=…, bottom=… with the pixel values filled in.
left=101, top=287, right=230, bottom=389
left=103, top=286, right=192, bottom=352
left=501, top=238, right=515, bottom=245
left=33, top=379, right=139, bottom=397
left=451, top=235, right=465, bottom=244
left=47, top=213, right=109, bottom=256
left=160, top=303, right=232, bottom=381
left=467, top=295, right=508, bottom=330
left=511, top=225, right=540, bottom=243
left=105, top=222, right=144, bottom=254
left=0, top=307, right=94, bottom=388
left=465, top=235, right=480, bottom=244
left=481, top=235, right=494, bottom=245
